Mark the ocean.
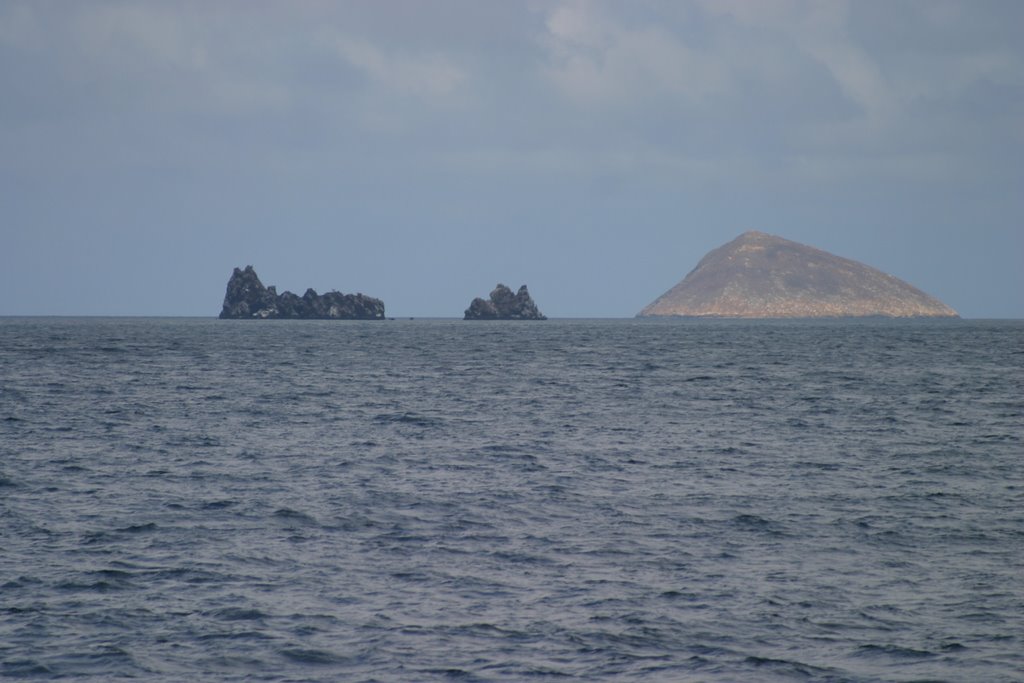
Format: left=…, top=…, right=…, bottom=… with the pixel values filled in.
left=1, top=317, right=1022, bottom=682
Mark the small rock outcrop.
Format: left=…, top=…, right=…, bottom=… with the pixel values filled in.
left=219, top=266, right=385, bottom=319
left=638, top=231, right=958, bottom=318
left=464, top=284, right=547, bottom=320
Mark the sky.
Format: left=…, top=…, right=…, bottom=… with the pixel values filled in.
left=1, top=0, right=1022, bottom=318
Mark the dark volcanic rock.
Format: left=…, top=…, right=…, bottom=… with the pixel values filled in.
left=219, top=265, right=279, bottom=319
left=219, top=266, right=385, bottom=319
left=638, top=231, right=958, bottom=318
left=465, top=297, right=500, bottom=320
left=464, top=284, right=547, bottom=320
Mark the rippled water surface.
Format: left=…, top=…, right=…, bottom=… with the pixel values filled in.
left=1, top=318, right=1022, bottom=681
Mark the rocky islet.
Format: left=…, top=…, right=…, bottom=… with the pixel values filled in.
left=464, top=284, right=547, bottom=320
left=219, top=266, right=385, bottom=320
left=221, top=233, right=957, bottom=320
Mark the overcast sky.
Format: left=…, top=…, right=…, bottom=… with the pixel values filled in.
left=2, top=0, right=1021, bottom=317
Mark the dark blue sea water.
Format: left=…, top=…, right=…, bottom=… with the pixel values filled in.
left=1, top=317, right=1022, bottom=682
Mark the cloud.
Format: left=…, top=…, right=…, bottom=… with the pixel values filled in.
left=72, top=3, right=209, bottom=72
left=0, top=3, right=296, bottom=119
left=0, top=2, right=38, bottom=50
left=533, top=0, right=1024, bottom=185
left=541, top=1, right=730, bottom=104
left=1, top=0, right=1020, bottom=188
left=691, top=0, right=893, bottom=123
left=702, top=0, right=1024, bottom=120
left=322, top=32, right=468, bottom=99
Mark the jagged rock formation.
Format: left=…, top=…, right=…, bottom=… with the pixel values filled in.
left=219, top=266, right=385, bottom=319
left=638, top=231, right=958, bottom=318
left=464, top=284, right=547, bottom=320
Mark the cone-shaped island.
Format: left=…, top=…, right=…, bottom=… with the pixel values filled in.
left=638, top=231, right=957, bottom=318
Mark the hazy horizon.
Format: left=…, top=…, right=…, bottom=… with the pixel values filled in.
left=2, top=1, right=1022, bottom=318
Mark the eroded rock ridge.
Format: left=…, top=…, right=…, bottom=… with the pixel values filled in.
left=219, top=266, right=385, bottom=319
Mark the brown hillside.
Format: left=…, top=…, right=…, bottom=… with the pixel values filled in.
left=638, top=232, right=958, bottom=318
